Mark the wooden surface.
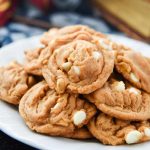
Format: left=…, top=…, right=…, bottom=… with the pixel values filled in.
left=94, top=0, right=150, bottom=43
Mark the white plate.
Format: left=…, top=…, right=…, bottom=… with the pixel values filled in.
left=0, top=35, right=150, bottom=150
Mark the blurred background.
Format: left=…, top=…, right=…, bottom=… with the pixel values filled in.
left=0, top=0, right=150, bottom=48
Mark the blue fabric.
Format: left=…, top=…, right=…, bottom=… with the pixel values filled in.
left=0, top=0, right=123, bottom=47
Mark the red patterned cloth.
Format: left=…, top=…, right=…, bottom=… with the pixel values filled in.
left=0, top=0, right=16, bottom=26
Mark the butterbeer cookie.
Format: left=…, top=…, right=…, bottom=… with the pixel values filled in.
left=40, top=28, right=59, bottom=46
left=85, top=77, right=150, bottom=120
left=88, top=113, right=150, bottom=145
left=115, top=50, right=150, bottom=93
left=41, top=25, right=120, bottom=50
left=25, top=25, right=115, bottom=77
left=19, top=81, right=96, bottom=139
left=0, top=61, right=35, bottom=105
left=40, top=25, right=104, bottom=46
left=42, top=29, right=114, bottom=94
left=24, top=47, right=50, bottom=76
left=63, top=127, right=93, bottom=139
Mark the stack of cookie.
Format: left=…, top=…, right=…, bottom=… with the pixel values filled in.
left=1, top=25, right=150, bottom=146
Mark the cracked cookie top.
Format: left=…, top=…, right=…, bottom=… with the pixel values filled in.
left=24, top=47, right=50, bottom=76
left=19, top=81, right=96, bottom=138
left=115, top=50, right=150, bottom=93
left=0, top=61, right=35, bottom=105
left=88, top=113, right=150, bottom=145
left=25, top=25, right=115, bottom=78
left=42, top=26, right=114, bottom=94
left=85, top=77, right=150, bottom=121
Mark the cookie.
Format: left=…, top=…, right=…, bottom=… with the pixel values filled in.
left=42, top=27, right=114, bottom=94
left=85, top=77, right=150, bottom=121
left=19, top=81, right=96, bottom=139
left=41, top=25, right=121, bottom=51
left=115, top=50, right=150, bottom=93
left=40, top=28, right=59, bottom=46
left=68, top=127, right=93, bottom=139
left=24, top=47, right=50, bottom=76
left=40, top=25, right=104, bottom=46
left=25, top=25, right=115, bottom=77
left=0, top=61, right=35, bottom=105
left=88, top=113, right=150, bottom=145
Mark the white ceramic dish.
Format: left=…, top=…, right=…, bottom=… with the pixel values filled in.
left=0, top=35, right=150, bottom=150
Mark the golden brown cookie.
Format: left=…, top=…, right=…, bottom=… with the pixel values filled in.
left=64, top=127, right=93, bottom=139
left=19, top=81, right=96, bottom=139
left=40, top=25, right=105, bottom=46
left=85, top=77, right=150, bottom=121
left=0, top=61, right=35, bottom=105
left=115, top=50, right=150, bottom=93
left=24, top=25, right=116, bottom=77
left=88, top=113, right=150, bottom=145
left=41, top=25, right=121, bottom=51
left=40, top=28, right=59, bottom=46
left=42, top=27, right=114, bottom=94
left=24, top=47, right=50, bottom=76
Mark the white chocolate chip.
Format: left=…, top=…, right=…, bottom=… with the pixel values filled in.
left=56, top=78, right=66, bottom=93
left=50, top=39, right=55, bottom=45
left=99, top=39, right=112, bottom=51
left=52, top=103, right=60, bottom=110
left=125, top=130, right=142, bottom=144
left=114, top=81, right=125, bottom=92
left=73, top=110, right=86, bottom=125
left=73, top=66, right=80, bottom=75
left=144, top=128, right=150, bottom=137
left=92, top=51, right=102, bottom=61
left=51, top=103, right=61, bottom=113
left=130, top=73, right=139, bottom=82
left=62, top=62, right=72, bottom=71
left=128, top=87, right=139, bottom=95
